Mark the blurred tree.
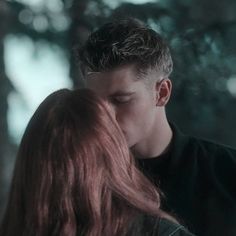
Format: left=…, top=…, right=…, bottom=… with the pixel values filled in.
left=0, top=0, right=16, bottom=220
left=160, top=0, right=236, bottom=146
left=0, top=0, right=112, bottom=219
left=0, top=0, right=70, bottom=219
left=67, top=0, right=112, bottom=87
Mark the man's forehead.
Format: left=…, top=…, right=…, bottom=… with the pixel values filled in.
left=86, top=69, right=137, bottom=83
left=86, top=72, right=138, bottom=97
left=86, top=64, right=138, bottom=77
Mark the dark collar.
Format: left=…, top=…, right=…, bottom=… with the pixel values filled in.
left=168, top=123, right=189, bottom=172
left=137, top=123, right=189, bottom=174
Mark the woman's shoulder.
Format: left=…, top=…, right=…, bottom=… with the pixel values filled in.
left=126, top=213, right=195, bottom=236
left=157, top=218, right=195, bottom=236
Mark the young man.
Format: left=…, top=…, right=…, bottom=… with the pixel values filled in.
left=78, top=18, right=236, bottom=236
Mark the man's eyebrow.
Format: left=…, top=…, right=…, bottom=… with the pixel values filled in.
left=87, top=71, right=100, bottom=75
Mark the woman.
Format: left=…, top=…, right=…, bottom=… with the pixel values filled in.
left=0, top=89, right=194, bottom=236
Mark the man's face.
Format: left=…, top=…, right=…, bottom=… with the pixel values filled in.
left=86, top=65, right=160, bottom=148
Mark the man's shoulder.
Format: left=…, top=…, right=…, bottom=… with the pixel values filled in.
left=171, top=124, right=236, bottom=161
left=169, top=125, right=236, bottom=177
left=184, top=134, right=236, bottom=160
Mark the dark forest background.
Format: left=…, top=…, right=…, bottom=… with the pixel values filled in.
left=1, top=0, right=236, bottom=219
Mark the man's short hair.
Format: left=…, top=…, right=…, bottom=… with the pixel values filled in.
left=78, top=18, right=173, bottom=78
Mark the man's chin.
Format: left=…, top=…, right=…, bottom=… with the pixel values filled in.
left=129, top=141, right=138, bottom=150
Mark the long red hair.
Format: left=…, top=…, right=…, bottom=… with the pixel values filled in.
left=1, top=89, right=169, bottom=236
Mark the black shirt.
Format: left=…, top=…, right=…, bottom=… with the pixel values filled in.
left=137, top=125, right=236, bottom=236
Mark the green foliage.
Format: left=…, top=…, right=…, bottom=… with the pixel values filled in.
left=107, top=0, right=236, bottom=147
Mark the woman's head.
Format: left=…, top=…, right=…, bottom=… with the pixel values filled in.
left=1, top=89, right=163, bottom=236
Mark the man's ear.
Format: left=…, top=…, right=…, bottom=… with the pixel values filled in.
left=155, top=78, right=172, bottom=106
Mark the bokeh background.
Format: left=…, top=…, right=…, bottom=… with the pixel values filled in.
left=1, top=0, right=236, bottom=220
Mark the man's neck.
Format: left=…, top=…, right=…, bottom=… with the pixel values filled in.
left=131, top=115, right=173, bottom=159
